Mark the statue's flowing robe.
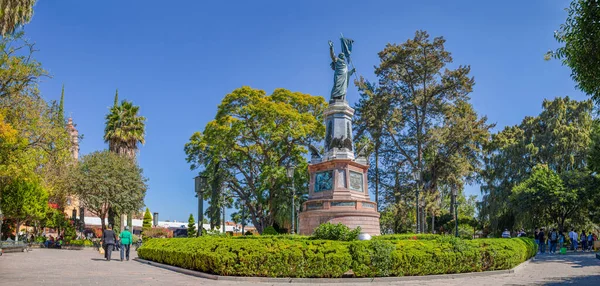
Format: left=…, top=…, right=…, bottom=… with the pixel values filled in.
left=330, top=57, right=348, bottom=100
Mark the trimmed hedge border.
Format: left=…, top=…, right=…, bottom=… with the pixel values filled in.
left=137, top=236, right=537, bottom=278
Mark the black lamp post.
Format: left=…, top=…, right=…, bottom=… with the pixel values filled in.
left=412, top=170, right=421, bottom=234
left=452, top=187, right=459, bottom=237
left=195, top=175, right=208, bottom=236
left=286, top=166, right=296, bottom=234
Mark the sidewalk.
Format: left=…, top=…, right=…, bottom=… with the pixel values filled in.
left=0, top=249, right=598, bottom=285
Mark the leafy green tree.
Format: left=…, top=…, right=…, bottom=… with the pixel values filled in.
left=68, top=150, right=147, bottom=230
left=0, top=32, right=72, bottom=206
left=0, top=0, right=36, bottom=36
left=546, top=0, right=600, bottom=103
left=185, top=87, right=326, bottom=233
left=511, top=164, right=596, bottom=232
left=187, top=213, right=196, bottom=237
left=142, top=207, right=152, bottom=233
left=0, top=178, right=47, bottom=241
left=354, top=30, right=491, bottom=233
left=104, top=92, right=146, bottom=160
left=481, top=97, right=594, bottom=234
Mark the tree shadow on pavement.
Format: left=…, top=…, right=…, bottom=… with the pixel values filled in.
left=532, top=253, right=599, bottom=269
left=543, top=274, right=600, bottom=285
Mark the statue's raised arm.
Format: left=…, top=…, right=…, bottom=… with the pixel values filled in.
left=328, top=40, right=336, bottom=64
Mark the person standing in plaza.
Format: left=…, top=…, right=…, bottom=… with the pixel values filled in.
left=102, top=225, right=117, bottom=261
left=538, top=228, right=546, bottom=254
left=549, top=229, right=558, bottom=254
left=119, top=226, right=133, bottom=261
left=569, top=229, right=578, bottom=251
left=580, top=231, right=587, bottom=252
left=534, top=229, right=540, bottom=253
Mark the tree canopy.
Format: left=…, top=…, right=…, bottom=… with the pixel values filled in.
left=184, top=86, right=326, bottom=233
left=481, top=97, right=597, bottom=234
left=0, top=0, right=36, bottom=37
left=68, top=150, right=147, bottom=230
left=547, top=0, right=600, bottom=103
left=354, top=30, right=492, bottom=233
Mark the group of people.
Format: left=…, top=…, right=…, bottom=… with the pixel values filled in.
left=43, top=235, right=64, bottom=248
left=101, top=225, right=133, bottom=261
left=533, top=228, right=597, bottom=254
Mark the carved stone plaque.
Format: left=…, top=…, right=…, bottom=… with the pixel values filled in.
left=349, top=171, right=363, bottom=192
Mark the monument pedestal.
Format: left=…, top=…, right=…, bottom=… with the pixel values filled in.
left=298, top=100, right=380, bottom=236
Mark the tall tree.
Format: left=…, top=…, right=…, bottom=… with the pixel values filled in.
left=185, top=87, right=326, bottom=233
left=0, top=0, right=36, bottom=37
left=354, top=30, right=490, bottom=233
left=481, top=97, right=594, bottom=234
left=0, top=32, right=72, bottom=206
left=68, top=150, right=147, bottom=230
left=353, top=80, right=391, bottom=210
left=546, top=0, right=600, bottom=103
left=104, top=97, right=146, bottom=160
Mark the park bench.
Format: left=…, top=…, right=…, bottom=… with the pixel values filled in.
left=1, top=240, right=31, bottom=254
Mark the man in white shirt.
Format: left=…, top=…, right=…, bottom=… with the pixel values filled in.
left=569, top=229, right=578, bottom=251
left=502, top=229, right=511, bottom=238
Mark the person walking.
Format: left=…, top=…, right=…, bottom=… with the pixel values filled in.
left=538, top=228, right=546, bottom=254
left=119, top=226, right=133, bottom=261
left=102, top=225, right=117, bottom=261
left=569, top=229, right=578, bottom=252
left=587, top=232, right=594, bottom=251
left=549, top=229, right=558, bottom=254
left=580, top=231, right=587, bottom=252
left=534, top=229, right=540, bottom=254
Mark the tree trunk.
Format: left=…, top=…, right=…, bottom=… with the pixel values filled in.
left=15, top=220, right=20, bottom=242
left=375, top=145, right=380, bottom=211
left=431, top=210, right=435, bottom=233
left=100, top=213, right=106, bottom=230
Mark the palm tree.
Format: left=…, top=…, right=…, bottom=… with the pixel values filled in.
left=104, top=90, right=146, bottom=160
left=0, top=0, right=36, bottom=36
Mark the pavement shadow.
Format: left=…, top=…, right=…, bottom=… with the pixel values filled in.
left=90, top=258, right=120, bottom=261
left=543, top=274, right=600, bottom=285
left=532, top=253, right=599, bottom=270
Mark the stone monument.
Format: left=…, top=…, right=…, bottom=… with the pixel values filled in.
left=298, top=36, right=381, bottom=236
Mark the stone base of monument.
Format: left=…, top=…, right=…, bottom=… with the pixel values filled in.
left=298, top=154, right=381, bottom=236
left=298, top=199, right=381, bottom=236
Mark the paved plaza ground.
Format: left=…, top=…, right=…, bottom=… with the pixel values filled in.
left=0, top=249, right=599, bottom=285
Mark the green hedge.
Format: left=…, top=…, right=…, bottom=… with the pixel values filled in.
left=68, top=239, right=94, bottom=247
left=138, top=236, right=536, bottom=278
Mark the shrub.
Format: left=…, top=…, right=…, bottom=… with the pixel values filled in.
left=143, top=227, right=172, bottom=238
left=312, top=222, right=361, bottom=241
left=68, top=239, right=93, bottom=247
left=372, top=233, right=439, bottom=241
left=137, top=237, right=537, bottom=278
left=262, top=226, right=278, bottom=235
left=138, top=237, right=352, bottom=278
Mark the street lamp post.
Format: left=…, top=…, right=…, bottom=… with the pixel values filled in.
left=452, top=187, right=459, bottom=237
left=286, top=166, right=295, bottom=234
left=412, top=170, right=421, bottom=234
left=195, top=175, right=208, bottom=236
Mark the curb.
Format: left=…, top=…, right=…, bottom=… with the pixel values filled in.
left=134, top=256, right=535, bottom=283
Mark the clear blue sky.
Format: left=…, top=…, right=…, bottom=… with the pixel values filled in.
left=25, top=1, right=585, bottom=222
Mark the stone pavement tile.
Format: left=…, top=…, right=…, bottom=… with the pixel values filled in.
left=1, top=249, right=599, bottom=285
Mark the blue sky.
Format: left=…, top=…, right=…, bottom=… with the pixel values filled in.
left=25, top=1, right=585, bottom=222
